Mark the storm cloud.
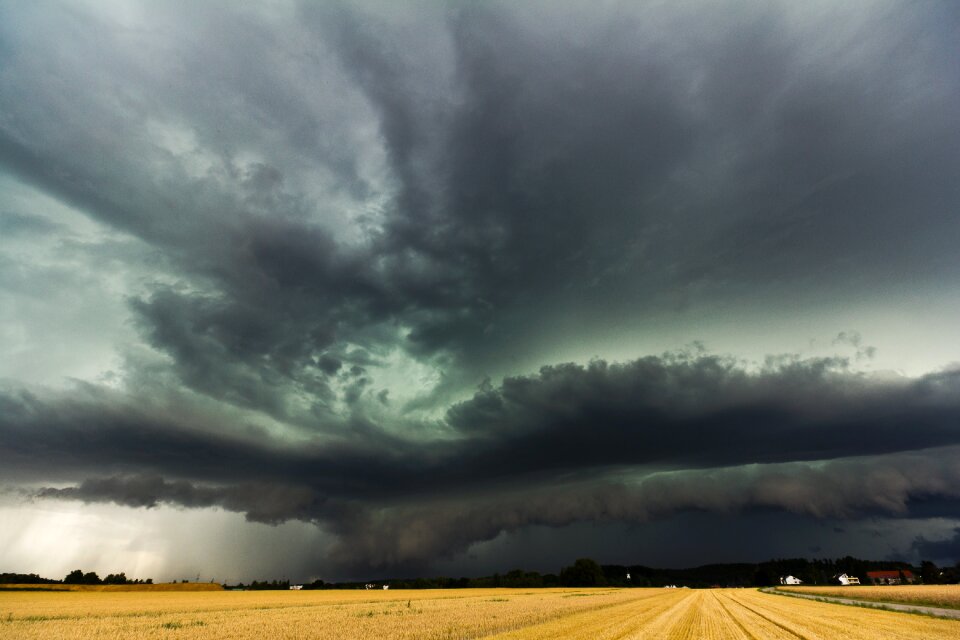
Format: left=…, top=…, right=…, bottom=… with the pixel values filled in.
left=2, top=0, right=960, bottom=579
left=11, top=355, right=960, bottom=571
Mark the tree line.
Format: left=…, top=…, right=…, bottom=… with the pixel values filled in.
left=5, top=556, right=959, bottom=589
left=0, top=571, right=153, bottom=585
left=295, top=556, right=960, bottom=590
left=63, top=569, right=154, bottom=585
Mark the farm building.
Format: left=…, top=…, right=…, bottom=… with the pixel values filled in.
left=289, top=585, right=303, bottom=590
left=838, top=573, right=861, bottom=585
left=865, top=570, right=914, bottom=585
left=779, top=575, right=802, bottom=585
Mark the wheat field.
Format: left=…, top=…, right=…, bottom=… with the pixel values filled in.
left=1, top=586, right=958, bottom=639
left=781, top=584, right=960, bottom=609
left=0, top=583, right=223, bottom=593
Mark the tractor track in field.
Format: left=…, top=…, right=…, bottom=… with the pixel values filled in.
left=720, top=592, right=813, bottom=640
left=713, top=593, right=763, bottom=640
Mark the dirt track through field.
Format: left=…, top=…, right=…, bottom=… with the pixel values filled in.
left=767, top=587, right=960, bottom=620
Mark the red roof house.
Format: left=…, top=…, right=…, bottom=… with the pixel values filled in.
left=865, top=570, right=915, bottom=585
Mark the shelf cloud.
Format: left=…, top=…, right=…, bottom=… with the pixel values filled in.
left=2, top=0, right=959, bottom=578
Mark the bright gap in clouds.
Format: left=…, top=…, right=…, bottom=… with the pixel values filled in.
left=0, top=495, right=327, bottom=584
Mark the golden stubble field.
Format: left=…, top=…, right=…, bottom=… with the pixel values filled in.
left=781, top=584, right=960, bottom=609
left=2, top=586, right=959, bottom=639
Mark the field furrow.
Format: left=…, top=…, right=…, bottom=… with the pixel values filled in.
left=718, top=592, right=814, bottom=639
left=482, top=589, right=691, bottom=640
left=629, top=589, right=700, bottom=638
left=713, top=593, right=767, bottom=640
left=689, top=592, right=762, bottom=640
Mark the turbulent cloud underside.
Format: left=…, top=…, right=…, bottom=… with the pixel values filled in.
left=1, top=0, right=960, bottom=576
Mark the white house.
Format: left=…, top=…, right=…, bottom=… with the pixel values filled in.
left=383, top=585, right=390, bottom=590
left=289, top=585, right=303, bottom=590
left=779, top=575, right=802, bottom=585
left=838, top=573, right=861, bottom=585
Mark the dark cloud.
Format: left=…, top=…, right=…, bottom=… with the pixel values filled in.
left=444, top=357, right=960, bottom=473
left=4, top=0, right=956, bottom=400
left=35, top=475, right=343, bottom=526
left=912, top=528, right=960, bottom=565
left=7, top=354, right=960, bottom=489
left=1, top=0, right=959, bottom=578
left=7, top=354, right=960, bottom=572
left=306, top=0, right=960, bottom=367
left=29, top=447, right=960, bottom=572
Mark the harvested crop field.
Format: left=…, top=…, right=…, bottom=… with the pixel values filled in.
left=2, top=587, right=959, bottom=639
left=780, top=584, right=960, bottom=610
left=0, top=583, right=223, bottom=593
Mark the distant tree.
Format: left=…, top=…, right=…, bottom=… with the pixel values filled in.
left=560, top=559, right=607, bottom=587
left=64, top=569, right=85, bottom=584
left=921, top=561, right=940, bottom=584
left=82, top=572, right=102, bottom=585
left=248, top=579, right=290, bottom=590
left=0, top=573, right=59, bottom=584
left=753, top=564, right=779, bottom=587
left=501, top=569, right=545, bottom=588
left=103, top=573, right=128, bottom=585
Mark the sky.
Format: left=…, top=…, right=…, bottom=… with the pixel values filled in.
left=1, top=0, right=960, bottom=583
